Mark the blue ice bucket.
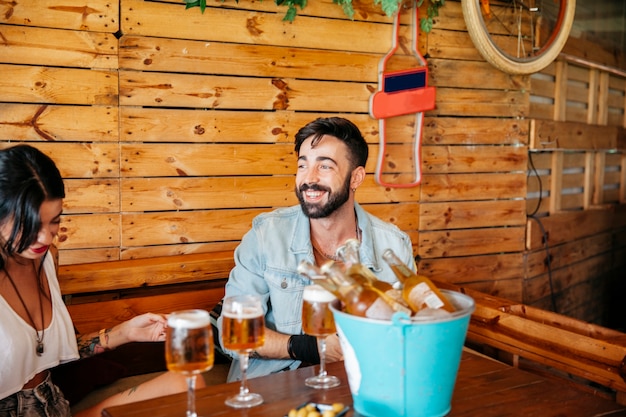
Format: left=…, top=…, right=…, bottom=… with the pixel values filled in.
left=331, top=290, right=475, bottom=417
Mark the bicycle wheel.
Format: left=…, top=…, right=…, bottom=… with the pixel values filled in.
left=462, top=0, right=576, bottom=74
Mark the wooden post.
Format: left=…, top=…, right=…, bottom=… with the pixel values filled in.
left=587, top=69, right=598, bottom=125
left=621, top=154, right=626, bottom=203
left=622, top=82, right=626, bottom=127
left=593, top=152, right=606, bottom=205
left=597, top=72, right=610, bottom=126
left=583, top=151, right=595, bottom=209
left=554, top=61, right=568, bottom=122
left=549, top=152, right=563, bottom=213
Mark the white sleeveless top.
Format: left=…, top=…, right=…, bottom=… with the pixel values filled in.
left=0, top=253, right=79, bottom=399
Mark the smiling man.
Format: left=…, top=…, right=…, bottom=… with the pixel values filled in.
left=216, top=117, right=416, bottom=382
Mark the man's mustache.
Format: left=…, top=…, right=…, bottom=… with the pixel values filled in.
left=299, top=183, right=331, bottom=193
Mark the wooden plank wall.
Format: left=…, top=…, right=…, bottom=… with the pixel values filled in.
left=526, top=57, right=626, bottom=324
left=418, top=2, right=528, bottom=301
left=0, top=0, right=624, bottom=324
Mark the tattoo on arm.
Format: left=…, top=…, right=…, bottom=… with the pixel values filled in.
left=76, top=331, right=107, bottom=358
left=126, top=386, right=139, bottom=397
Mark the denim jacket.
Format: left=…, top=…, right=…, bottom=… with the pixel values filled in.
left=217, top=202, right=415, bottom=382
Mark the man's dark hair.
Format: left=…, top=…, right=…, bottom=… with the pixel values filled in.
left=294, top=117, right=368, bottom=169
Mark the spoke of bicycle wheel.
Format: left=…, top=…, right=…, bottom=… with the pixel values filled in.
left=483, top=0, right=545, bottom=59
left=463, top=0, right=574, bottom=74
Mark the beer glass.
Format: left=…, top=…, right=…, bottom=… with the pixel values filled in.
left=301, top=284, right=341, bottom=389
left=165, top=309, right=214, bottom=417
left=221, top=294, right=266, bottom=408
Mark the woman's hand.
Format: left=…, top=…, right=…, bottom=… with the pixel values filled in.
left=77, top=313, right=167, bottom=357
left=118, top=313, right=168, bottom=343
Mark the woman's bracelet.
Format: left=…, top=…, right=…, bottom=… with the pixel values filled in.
left=287, top=334, right=320, bottom=364
left=99, top=328, right=109, bottom=349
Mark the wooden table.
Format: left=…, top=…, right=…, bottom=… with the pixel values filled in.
left=102, top=349, right=626, bottom=417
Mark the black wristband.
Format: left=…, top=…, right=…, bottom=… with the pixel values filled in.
left=287, top=334, right=320, bottom=364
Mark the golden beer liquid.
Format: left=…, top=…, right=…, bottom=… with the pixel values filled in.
left=302, top=298, right=338, bottom=337
left=320, top=262, right=396, bottom=320
left=346, top=263, right=393, bottom=292
left=165, top=325, right=214, bottom=375
left=388, top=264, right=456, bottom=313
left=346, top=264, right=411, bottom=315
left=222, top=312, right=265, bottom=352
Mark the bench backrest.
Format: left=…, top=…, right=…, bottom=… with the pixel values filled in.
left=59, top=251, right=235, bottom=334
left=59, top=252, right=626, bottom=403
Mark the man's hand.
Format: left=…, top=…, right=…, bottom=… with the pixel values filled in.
left=324, top=334, right=344, bottom=362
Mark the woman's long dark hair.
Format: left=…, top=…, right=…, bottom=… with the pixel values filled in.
left=0, top=145, right=65, bottom=270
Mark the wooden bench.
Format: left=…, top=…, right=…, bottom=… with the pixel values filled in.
left=55, top=252, right=236, bottom=407
left=437, top=281, right=626, bottom=405
left=59, top=251, right=235, bottom=334
left=58, top=253, right=626, bottom=404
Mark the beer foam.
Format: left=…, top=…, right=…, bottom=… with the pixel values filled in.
left=222, top=305, right=263, bottom=319
left=168, top=310, right=211, bottom=329
left=303, top=284, right=336, bottom=302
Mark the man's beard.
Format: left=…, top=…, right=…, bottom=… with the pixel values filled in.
left=296, top=175, right=351, bottom=219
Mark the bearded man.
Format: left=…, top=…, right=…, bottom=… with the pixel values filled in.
left=216, top=117, right=415, bottom=382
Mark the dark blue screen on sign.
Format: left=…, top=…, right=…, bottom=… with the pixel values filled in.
left=384, top=70, right=427, bottom=93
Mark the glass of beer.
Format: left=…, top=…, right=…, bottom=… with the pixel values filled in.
left=221, top=294, right=266, bottom=408
left=165, top=309, right=214, bottom=417
left=301, top=284, right=341, bottom=389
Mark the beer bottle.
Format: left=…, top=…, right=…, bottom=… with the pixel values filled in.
left=382, top=249, right=455, bottom=313
left=320, top=261, right=397, bottom=320
left=297, top=260, right=340, bottom=297
left=336, top=239, right=393, bottom=292
left=336, top=239, right=411, bottom=316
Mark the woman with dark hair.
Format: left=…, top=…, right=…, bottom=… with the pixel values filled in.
left=0, top=145, right=196, bottom=417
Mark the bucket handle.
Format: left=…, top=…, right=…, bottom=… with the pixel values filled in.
left=391, top=311, right=412, bottom=328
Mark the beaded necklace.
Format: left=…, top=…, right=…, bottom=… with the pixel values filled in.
left=3, top=263, right=45, bottom=356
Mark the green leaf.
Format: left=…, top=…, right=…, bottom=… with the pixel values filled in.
left=283, top=5, right=297, bottom=20
left=342, top=2, right=355, bottom=19
left=378, top=0, right=401, bottom=16
left=184, top=0, right=208, bottom=12
left=420, top=16, right=433, bottom=32
left=427, top=4, right=439, bottom=18
left=184, top=0, right=443, bottom=28
left=333, top=0, right=354, bottom=19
